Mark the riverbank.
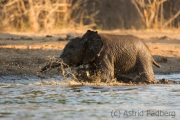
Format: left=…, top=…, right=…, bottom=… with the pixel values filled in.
left=0, top=30, right=180, bottom=76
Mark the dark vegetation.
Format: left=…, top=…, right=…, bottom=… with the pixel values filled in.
left=0, top=0, right=179, bottom=31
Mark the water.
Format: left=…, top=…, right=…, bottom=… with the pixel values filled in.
left=0, top=73, right=180, bottom=120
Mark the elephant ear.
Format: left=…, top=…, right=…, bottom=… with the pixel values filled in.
left=82, top=30, right=103, bottom=64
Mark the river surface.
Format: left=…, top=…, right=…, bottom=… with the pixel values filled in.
left=0, top=73, right=180, bottom=120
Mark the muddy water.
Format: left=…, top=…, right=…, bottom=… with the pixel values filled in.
left=0, top=73, right=180, bottom=120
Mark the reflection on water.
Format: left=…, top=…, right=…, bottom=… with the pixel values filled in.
left=0, top=73, right=180, bottom=120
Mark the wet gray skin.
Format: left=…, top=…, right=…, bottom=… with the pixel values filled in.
left=41, top=30, right=161, bottom=84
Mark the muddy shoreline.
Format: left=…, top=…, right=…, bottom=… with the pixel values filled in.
left=0, top=31, right=180, bottom=76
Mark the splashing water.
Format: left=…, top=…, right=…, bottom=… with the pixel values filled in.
left=0, top=65, right=180, bottom=120
left=0, top=75, right=180, bottom=120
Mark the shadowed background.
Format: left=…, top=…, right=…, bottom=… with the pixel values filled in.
left=0, top=0, right=180, bottom=31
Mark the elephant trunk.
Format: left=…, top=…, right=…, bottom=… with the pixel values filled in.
left=40, top=58, right=68, bottom=73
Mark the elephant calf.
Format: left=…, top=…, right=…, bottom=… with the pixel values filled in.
left=41, top=30, right=161, bottom=83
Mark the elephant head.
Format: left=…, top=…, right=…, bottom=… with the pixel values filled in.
left=40, top=30, right=103, bottom=72
left=81, top=30, right=103, bottom=64
left=60, top=30, right=103, bottom=66
left=60, top=37, right=84, bottom=66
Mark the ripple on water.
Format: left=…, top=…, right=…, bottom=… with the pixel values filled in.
left=0, top=73, right=180, bottom=120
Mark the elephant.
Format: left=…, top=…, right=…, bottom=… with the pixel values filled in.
left=40, top=30, right=161, bottom=83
